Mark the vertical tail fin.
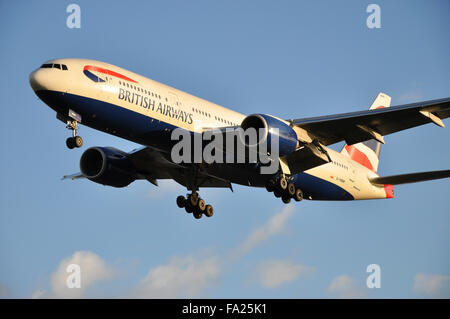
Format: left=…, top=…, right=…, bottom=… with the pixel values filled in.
left=340, top=92, right=391, bottom=172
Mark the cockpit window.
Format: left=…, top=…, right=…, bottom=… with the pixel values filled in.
left=40, top=63, right=68, bottom=70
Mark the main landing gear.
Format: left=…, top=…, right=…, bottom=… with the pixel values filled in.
left=65, top=119, right=83, bottom=149
left=176, top=192, right=214, bottom=220
left=265, top=176, right=303, bottom=204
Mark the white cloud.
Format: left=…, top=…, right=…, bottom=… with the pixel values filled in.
left=31, top=205, right=302, bottom=298
left=133, top=254, right=220, bottom=298
left=133, top=205, right=299, bottom=298
left=256, top=260, right=314, bottom=288
left=328, top=275, right=367, bottom=298
left=413, top=273, right=450, bottom=298
left=234, top=205, right=295, bottom=258
left=33, top=251, right=115, bottom=298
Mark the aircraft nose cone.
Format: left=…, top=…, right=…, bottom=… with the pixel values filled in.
left=29, top=69, right=46, bottom=92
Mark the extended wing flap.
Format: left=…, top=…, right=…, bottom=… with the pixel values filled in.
left=369, top=169, right=450, bottom=185
left=284, top=142, right=331, bottom=174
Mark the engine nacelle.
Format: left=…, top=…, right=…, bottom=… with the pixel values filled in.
left=240, top=114, right=298, bottom=157
left=80, top=147, right=136, bottom=188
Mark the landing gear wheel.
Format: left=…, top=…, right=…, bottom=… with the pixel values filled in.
left=204, top=205, right=214, bottom=217
left=287, top=182, right=296, bottom=197
left=179, top=191, right=214, bottom=219
left=65, top=117, right=82, bottom=149
left=188, top=193, right=199, bottom=207
left=282, top=196, right=291, bottom=204
left=274, top=190, right=282, bottom=198
left=265, top=179, right=275, bottom=192
left=197, top=199, right=206, bottom=212
left=294, top=188, right=303, bottom=202
left=278, top=177, right=287, bottom=191
left=193, top=211, right=202, bottom=219
left=176, top=196, right=186, bottom=208
left=66, top=137, right=75, bottom=149
left=74, top=136, right=83, bottom=148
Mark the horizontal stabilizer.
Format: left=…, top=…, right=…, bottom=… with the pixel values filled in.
left=369, top=169, right=450, bottom=185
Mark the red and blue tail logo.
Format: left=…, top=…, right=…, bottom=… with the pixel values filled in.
left=83, top=65, right=138, bottom=83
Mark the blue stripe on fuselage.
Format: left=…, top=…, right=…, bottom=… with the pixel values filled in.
left=36, top=90, right=180, bottom=150
left=291, top=172, right=354, bottom=200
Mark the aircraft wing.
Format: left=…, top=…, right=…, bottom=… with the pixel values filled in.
left=63, top=146, right=233, bottom=190
left=289, top=97, right=450, bottom=146
left=129, top=146, right=233, bottom=189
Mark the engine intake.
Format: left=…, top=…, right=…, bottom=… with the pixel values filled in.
left=240, top=114, right=298, bottom=157
left=80, top=147, right=136, bottom=188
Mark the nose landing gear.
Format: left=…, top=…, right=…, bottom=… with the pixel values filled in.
left=176, top=192, right=214, bottom=220
left=63, top=109, right=83, bottom=149
left=66, top=120, right=83, bottom=149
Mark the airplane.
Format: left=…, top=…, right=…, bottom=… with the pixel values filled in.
left=29, top=58, right=450, bottom=220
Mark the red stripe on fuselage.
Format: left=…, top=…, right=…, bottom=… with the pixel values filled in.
left=83, top=65, right=138, bottom=83
left=344, top=145, right=375, bottom=172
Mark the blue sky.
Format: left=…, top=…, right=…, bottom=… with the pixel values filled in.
left=0, top=0, right=449, bottom=298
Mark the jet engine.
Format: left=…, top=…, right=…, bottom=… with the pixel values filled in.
left=240, top=114, right=298, bottom=157
left=80, top=147, right=136, bottom=188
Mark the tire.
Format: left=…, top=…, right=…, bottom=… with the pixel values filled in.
left=287, top=182, right=296, bottom=197
left=282, top=196, right=291, bottom=204
left=265, top=180, right=275, bottom=192
left=198, top=199, right=206, bottom=212
left=74, top=136, right=83, bottom=148
left=294, top=188, right=303, bottom=202
left=185, top=204, right=192, bottom=213
left=66, top=137, right=75, bottom=149
left=278, top=177, right=287, bottom=191
left=204, top=205, right=214, bottom=217
left=188, top=194, right=199, bottom=207
left=176, top=195, right=186, bottom=208
left=274, top=190, right=282, bottom=198
left=193, top=211, right=202, bottom=219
